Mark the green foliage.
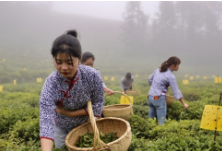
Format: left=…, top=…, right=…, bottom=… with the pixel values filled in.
left=129, top=115, right=156, bottom=138
left=0, top=139, right=41, bottom=151
left=0, top=70, right=50, bottom=84
left=104, top=94, right=119, bottom=106
left=1, top=79, right=222, bottom=150
left=2, top=83, right=43, bottom=94
left=129, top=115, right=222, bottom=150
left=133, top=94, right=148, bottom=105
left=183, top=90, right=201, bottom=101
left=0, top=102, right=39, bottom=134
left=129, top=114, right=217, bottom=140
left=0, top=75, right=12, bottom=84
left=2, top=92, right=40, bottom=107
left=167, top=101, right=204, bottom=120
left=129, top=134, right=222, bottom=151
left=9, top=118, right=39, bottom=143
left=128, top=134, right=149, bottom=151
left=133, top=105, right=148, bottom=118
left=75, top=132, right=118, bottom=147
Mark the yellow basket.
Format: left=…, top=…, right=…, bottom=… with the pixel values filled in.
left=120, top=95, right=134, bottom=105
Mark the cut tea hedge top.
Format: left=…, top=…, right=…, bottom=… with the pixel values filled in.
left=39, top=65, right=104, bottom=141
left=148, top=68, right=183, bottom=100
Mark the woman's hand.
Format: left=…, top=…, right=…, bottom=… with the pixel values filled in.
left=55, top=106, right=64, bottom=115
left=183, top=103, right=189, bottom=110
left=55, top=106, right=71, bottom=116
left=179, top=98, right=189, bottom=110
left=104, top=87, right=114, bottom=95
left=55, top=107, right=88, bottom=117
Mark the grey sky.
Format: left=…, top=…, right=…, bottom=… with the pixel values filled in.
left=52, top=1, right=159, bottom=22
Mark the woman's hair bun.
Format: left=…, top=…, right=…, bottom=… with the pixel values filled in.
left=66, top=30, right=78, bottom=38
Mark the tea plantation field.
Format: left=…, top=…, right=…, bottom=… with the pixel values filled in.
left=0, top=79, right=222, bottom=151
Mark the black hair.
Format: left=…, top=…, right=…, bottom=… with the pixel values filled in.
left=81, top=52, right=95, bottom=64
left=51, top=29, right=82, bottom=66
left=160, top=56, right=181, bottom=72
left=126, top=72, right=131, bottom=80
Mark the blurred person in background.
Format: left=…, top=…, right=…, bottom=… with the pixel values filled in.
left=39, top=30, right=104, bottom=150
left=148, top=56, right=188, bottom=125
left=81, top=51, right=114, bottom=96
left=121, top=72, right=134, bottom=94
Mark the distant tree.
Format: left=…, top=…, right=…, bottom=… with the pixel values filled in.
left=151, top=1, right=222, bottom=68
left=175, top=1, right=222, bottom=40
left=157, top=2, right=176, bottom=39
left=121, top=1, right=149, bottom=54
left=198, top=2, right=222, bottom=38
left=150, top=1, right=178, bottom=55
left=172, top=1, right=222, bottom=65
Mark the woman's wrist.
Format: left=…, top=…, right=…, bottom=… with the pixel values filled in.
left=179, top=98, right=189, bottom=110
left=41, top=138, right=53, bottom=151
left=179, top=98, right=186, bottom=105
left=104, top=87, right=108, bottom=93
left=56, top=107, right=88, bottom=117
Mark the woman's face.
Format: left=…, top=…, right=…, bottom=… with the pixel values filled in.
left=82, top=57, right=94, bottom=68
left=54, top=52, right=79, bottom=79
left=174, top=64, right=180, bottom=71
left=170, top=63, right=180, bottom=72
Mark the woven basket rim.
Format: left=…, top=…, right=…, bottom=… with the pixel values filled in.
left=65, top=117, right=131, bottom=150
left=166, top=95, right=174, bottom=100
left=125, top=90, right=140, bottom=96
left=125, top=90, right=139, bottom=92
left=166, top=95, right=174, bottom=98
left=103, top=104, right=132, bottom=110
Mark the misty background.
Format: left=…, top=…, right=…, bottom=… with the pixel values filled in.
left=1, top=1, right=222, bottom=84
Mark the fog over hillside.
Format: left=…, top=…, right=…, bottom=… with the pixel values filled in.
left=0, top=1, right=222, bottom=77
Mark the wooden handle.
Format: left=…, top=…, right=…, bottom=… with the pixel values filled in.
left=105, top=91, right=132, bottom=106
left=87, top=101, right=110, bottom=151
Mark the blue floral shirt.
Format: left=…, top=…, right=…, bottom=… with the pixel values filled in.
left=39, top=65, right=104, bottom=141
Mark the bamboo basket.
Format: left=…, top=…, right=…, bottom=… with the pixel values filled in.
left=125, top=83, right=140, bottom=96
left=166, top=95, right=175, bottom=106
left=65, top=101, right=132, bottom=151
left=103, top=91, right=133, bottom=120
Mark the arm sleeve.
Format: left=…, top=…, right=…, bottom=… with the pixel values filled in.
left=148, top=69, right=158, bottom=86
left=39, top=78, right=56, bottom=141
left=131, top=77, right=134, bottom=83
left=103, top=82, right=106, bottom=88
left=96, top=70, right=106, bottom=88
left=86, top=71, right=104, bottom=117
left=169, top=75, right=183, bottom=100
left=120, top=78, right=124, bottom=91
